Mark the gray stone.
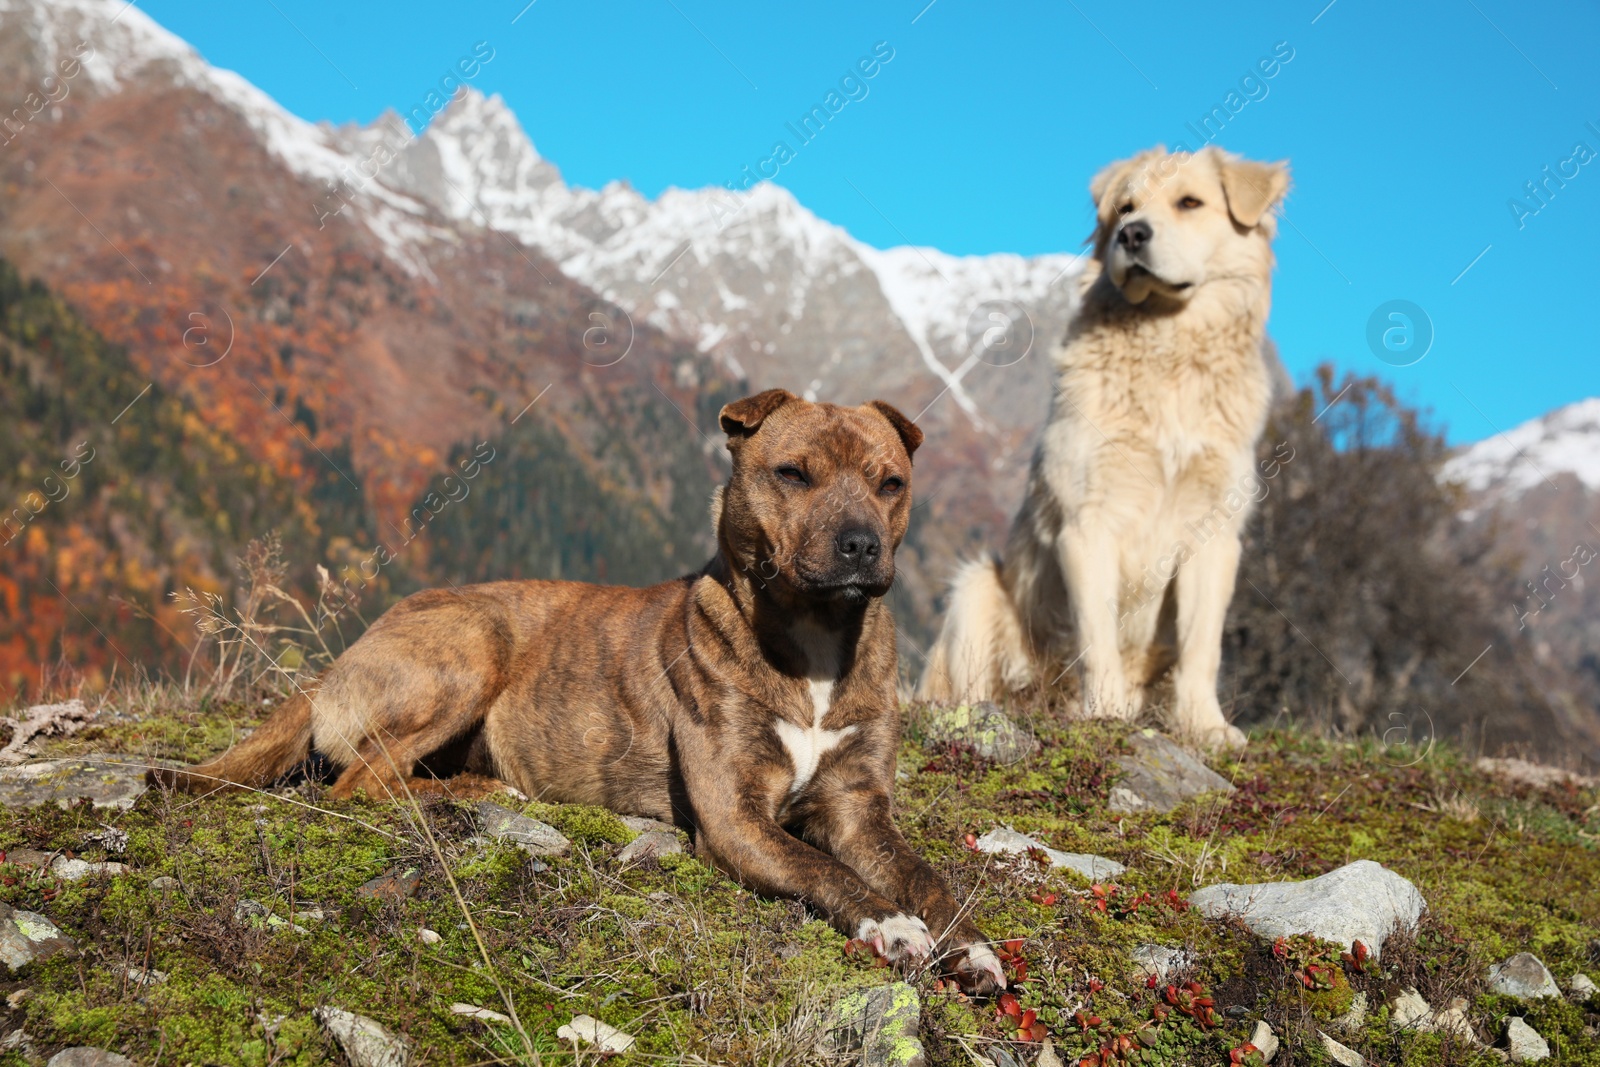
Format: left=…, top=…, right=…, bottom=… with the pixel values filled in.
left=0, top=755, right=151, bottom=810
left=973, top=826, right=1125, bottom=880
left=0, top=701, right=92, bottom=763
left=1431, top=997, right=1477, bottom=1041
left=1108, top=730, right=1236, bottom=813
left=1188, top=860, right=1424, bottom=958
left=149, top=875, right=179, bottom=892
left=1476, top=757, right=1596, bottom=791
left=1035, top=1040, right=1067, bottom=1067
left=619, top=815, right=677, bottom=834
left=314, top=1007, right=409, bottom=1067
left=921, top=703, right=1036, bottom=764
left=1329, top=991, right=1368, bottom=1035
left=1129, top=944, right=1190, bottom=982
left=475, top=801, right=570, bottom=857
left=1569, top=973, right=1598, bottom=999
left=1504, top=1017, right=1550, bottom=1062
left=1317, top=1031, right=1365, bottom=1066
left=617, top=831, right=682, bottom=863
left=0, top=903, right=75, bottom=971
left=1389, top=988, right=1433, bottom=1031
left=822, top=982, right=925, bottom=1067
left=2, top=849, right=52, bottom=869
left=45, top=1050, right=135, bottom=1067
left=1489, top=953, right=1562, bottom=999
left=1250, top=1020, right=1279, bottom=1062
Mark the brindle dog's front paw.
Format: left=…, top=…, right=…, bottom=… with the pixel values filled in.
left=856, top=913, right=935, bottom=963
left=949, top=939, right=1007, bottom=996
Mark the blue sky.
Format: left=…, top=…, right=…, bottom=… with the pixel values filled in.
left=139, top=0, right=1600, bottom=444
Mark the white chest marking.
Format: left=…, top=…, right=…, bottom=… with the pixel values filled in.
left=774, top=678, right=857, bottom=795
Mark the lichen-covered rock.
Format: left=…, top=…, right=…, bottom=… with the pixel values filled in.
left=617, top=831, right=682, bottom=863
left=0, top=755, right=150, bottom=810
left=357, top=867, right=422, bottom=901
left=1329, top=991, right=1368, bottom=1035
left=45, top=1049, right=135, bottom=1067
left=921, top=703, right=1036, bottom=764
left=1108, top=730, right=1236, bottom=813
left=314, top=1007, right=409, bottom=1067
left=1188, top=860, right=1423, bottom=958
left=1504, top=1017, right=1550, bottom=1062
left=1129, top=944, right=1190, bottom=982
left=0, top=903, right=75, bottom=971
left=476, top=801, right=571, bottom=856
left=1488, top=953, right=1561, bottom=999
left=619, top=815, right=677, bottom=835
left=973, top=826, right=1125, bottom=880
left=822, top=982, right=926, bottom=1067
left=1569, top=972, right=1598, bottom=999
left=1389, top=988, right=1433, bottom=1030
left=49, top=857, right=127, bottom=881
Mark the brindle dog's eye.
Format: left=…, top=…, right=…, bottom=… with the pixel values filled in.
left=880, top=477, right=905, bottom=495
left=1178, top=195, right=1203, bottom=210
left=776, top=466, right=808, bottom=486
left=1116, top=202, right=1134, bottom=216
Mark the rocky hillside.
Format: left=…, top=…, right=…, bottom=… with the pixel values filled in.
left=0, top=695, right=1594, bottom=1064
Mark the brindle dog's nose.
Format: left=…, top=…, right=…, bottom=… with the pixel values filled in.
left=835, top=526, right=881, bottom=568
left=1117, top=219, right=1152, bottom=251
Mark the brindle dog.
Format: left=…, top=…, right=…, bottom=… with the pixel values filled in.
left=152, top=389, right=1005, bottom=992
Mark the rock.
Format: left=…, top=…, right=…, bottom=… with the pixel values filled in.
left=822, top=982, right=925, bottom=1067
left=1188, top=860, right=1424, bottom=958
left=987, top=1048, right=1026, bottom=1067
left=1108, top=730, right=1237, bottom=814
left=1129, top=944, right=1190, bottom=982
left=1489, top=953, right=1562, bottom=999
left=314, top=1007, right=409, bottom=1067
left=1431, top=997, right=1477, bottom=1041
left=417, top=928, right=441, bottom=945
left=617, top=831, right=682, bottom=863
left=0, top=700, right=92, bottom=763
left=556, top=1014, right=636, bottom=1053
left=1329, top=991, right=1368, bottom=1035
left=1250, top=1020, right=1279, bottom=1062
left=450, top=1003, right=512, bottom=1025
left=1389, top=988, right=1433, bottom=1030
left=1504, top=1017, right=1550, bottom=1062
left=2, top=849, right=53, bottom=869
left=1476, top=757, right=1596, bottom=791
left=5, top=989, right=28, bottom=1008
left=1317, top=1031, right=1365, bottom=1066
left=117, top=964, right=166, bottom=986
left=1569, top=972, right=1598, bottom=999
left=357, top=867, right=422, bottom=901
left=475, top=801, right=570, bottom=857
left=149, top=875, right=179, bottom=892
left=234, top=899, right=269, bottom=923
left=0, top=903, right=75, bottom=971
left=973, top=826, right=1125, bottom=880
left=0, top=755, right=150, bottom=810
left=49, top=857, right=128, bottom=881
left=921, top=702, right=1037, bottom=764
left=45, top=1050, right=135, bottom=1067
left=1036, top=1040, right=1067, bottom=1067
left=620, top=815, right=677, bottom=834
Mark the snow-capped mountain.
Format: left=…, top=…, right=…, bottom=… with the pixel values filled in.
left=1442, top=398, right=1600, bottom=500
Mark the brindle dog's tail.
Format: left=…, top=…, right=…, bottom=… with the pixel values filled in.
left=148, top=689, right=315, bottom=794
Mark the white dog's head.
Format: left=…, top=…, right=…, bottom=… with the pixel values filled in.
left=1090, top=146, right=1290, bottom=307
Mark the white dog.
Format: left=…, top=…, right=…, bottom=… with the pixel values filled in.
left=920, top=146, right=1289, bottom=748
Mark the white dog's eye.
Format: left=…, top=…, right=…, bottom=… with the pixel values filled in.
left=1178, top=195, right=1204, bottom=210
left=1116, top=202, right=1134, bottom=216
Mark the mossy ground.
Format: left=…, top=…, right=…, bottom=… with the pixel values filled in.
left=0, top=696, right=1596, bottom=1066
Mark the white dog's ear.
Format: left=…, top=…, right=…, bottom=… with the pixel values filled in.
left=1089, top=146, right=1167, bottom=224
left=1218, top=155, right=1290, bottom=229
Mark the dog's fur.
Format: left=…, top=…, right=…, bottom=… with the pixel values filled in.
left=152, top=390, right=1004, bottom=993
left=920, top=146, right=1289, bottom=747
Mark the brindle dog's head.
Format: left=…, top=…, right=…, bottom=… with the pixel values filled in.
left=716, top=389, right=922, bottom=608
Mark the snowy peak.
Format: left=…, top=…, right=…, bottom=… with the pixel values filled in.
left=1443, top=398, right=1600, bottom=496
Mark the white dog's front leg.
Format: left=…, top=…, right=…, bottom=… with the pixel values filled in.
left=1173, top=532, right=1246, bottom=748
left=1057, top=524, right=1133, bottom=719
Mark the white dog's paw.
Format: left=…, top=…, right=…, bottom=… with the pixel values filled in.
left=1202, top=723, right=1248, bottom=750
left=952, top=939, right=1007, bottom=995
left=856, top=914, right=934, bottom=964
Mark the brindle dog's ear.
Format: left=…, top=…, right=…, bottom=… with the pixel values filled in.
left=719, top=389, right=797, bottom=438
left=866, top=400, right=924, bottom=460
